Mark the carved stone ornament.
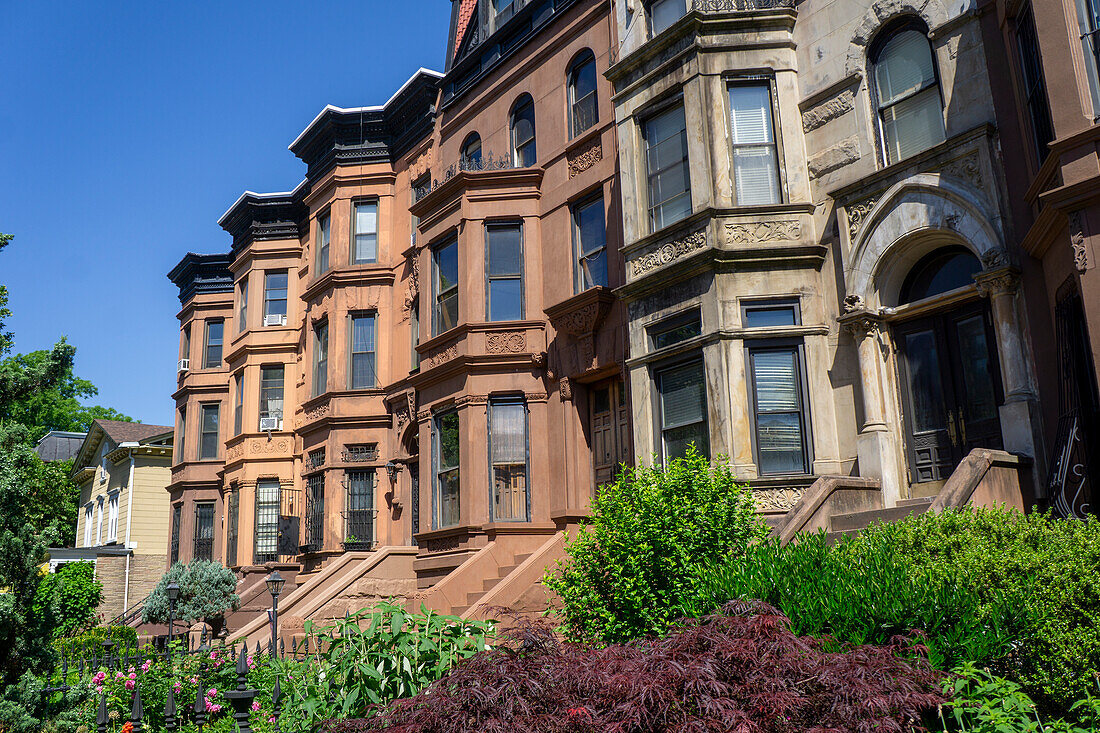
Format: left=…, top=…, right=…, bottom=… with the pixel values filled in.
left=846, top=197, right=877, bottom=241
left=531, top=351, right=547, bottom=369
left=630, top=231, right=707, bottom=276
left=726, top=220, right=802, bottom=246
left=249, top=438, right=291, bottom=454
left=842, top=294, right=865, bottom=313
left=554, top=302, right=606, bottom=338
left=567, top=140, right=603, bottom=178
left=305, top=403, right=329, bottom=421
left=407, top=390, right=418, bottom=417
left=394, top=405, right=410, bottom=428
left=1070, top=210, right=1089, bottom=273
left=753, top=487, right=805, bottom=513
left=842, top=314, right=881, bottom=340
left=403, top=256, right=420, bottom=315
left=423, top=535, right=462, bottom=553
left=975, top=268, right=1021, bottom=298
left=455, top=394, right=489, bottom=407
left=226, top=443, right=245, bottom=461
left=428, top=344, right=459, bottom=368
left=939, top=151, right=983, bottom=190
left=485, top=331, right=527, bottom=354
left=980, top=248, right=1008, bottom=270
left=559, top=377, right=573, bottom=401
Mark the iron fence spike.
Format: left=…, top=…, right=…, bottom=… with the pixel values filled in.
left=130, top=687, right=145, bottom=732
left=96, top=692, right=108, bottom=733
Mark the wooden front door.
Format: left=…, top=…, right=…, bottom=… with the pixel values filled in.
left=591, top=379, right=631, bottom=487
left=895, top=304, right=1003, bottom=485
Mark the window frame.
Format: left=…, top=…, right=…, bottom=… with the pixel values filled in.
left=233, top=371, right=244, bottom=436
left=432, top=238, right=459, bottom=336
left=351, top=199, right=380, bottom=265
left=259, top=364, right=285, bottom=429
left=642, top=101, right=692, bottom=232
left=485, top=221, right=525, bottom=322
left=263, top=270, right=288, bottom=326
left=1014, top=4, right=1055, bottom=164
left=177, top=406, right=187, bottom=463
left=726, top=78, right=784, bottom=206
left=745, top=339, right=814, bottom=476
left=107, top=491, right=119, bottom=541
left=313, top=320, right=329, bottom=398
left=199, top=402, right=220, bottom=460
left=83, top=504, right=94, bottom=547
left=568, top=51, right=599, bottom=139
left=868, top=19, right=947, bottom=166
left=741, top=298, right=801, bottom=328
left=254, top=480, right=280, bottom=564
left=461, top=133, right=483, bottom=170
left=238, top=277, right=248, bottom=333
left=348, top=312, right=378, bottom=390
left=226, top=488, right=239, bottom=567
left=648, top=309, right=703, bottom=351
left=182, top=325, right=191, bottom=362
left=572, top=194, right=609, bottom=293
left=510, top=94, right=537, bottom=168
left=654, top=356, right=710, bottom=464
left=1074, top=0, right=1100, bottom=118
left=487, top=397, right=530, bottom=522
left=169, top=503, right=182, bottom=564
left=649, top=0, right=688, bottom=37
left=315, top=211, right=331, bottom=275
left=192, top=501, right=215, bottom=562
left=432, top=409, right=461, bottom=529
left=203, top=319, right=224, bottom=369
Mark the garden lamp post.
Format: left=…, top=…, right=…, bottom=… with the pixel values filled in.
left=265, top=570, right=285, bottom=653
left=166, top=581, right=180, bottom=667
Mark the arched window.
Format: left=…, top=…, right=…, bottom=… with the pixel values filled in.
left=461, top=133, right=482, bottom=170
left=870, top=21, right=946, bottom=165
left=568, top=52, right=598, bottom=138
left=511, top=95, right=537, bottom=167
left=899, top=246, right=981, bottom=304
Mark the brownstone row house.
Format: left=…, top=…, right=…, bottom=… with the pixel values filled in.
left=164, top=0, right=1097, bottom=640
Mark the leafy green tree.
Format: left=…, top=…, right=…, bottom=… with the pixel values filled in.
left=143, top=560, right=240, bottom=636
left=32, top=561, right=102, bottom=636
left=546, top=447, right=769, bottom=643
left=0, top=233, right=12, bottom=356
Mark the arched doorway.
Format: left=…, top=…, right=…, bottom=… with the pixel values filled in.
left=891, top=247, right=1004, bottom=485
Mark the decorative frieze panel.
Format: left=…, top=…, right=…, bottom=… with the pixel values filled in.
left=753, top=487, right=805, bottom=513
left=567, top=140, right=603, bottom=178
left=938, top=151, right=983, bottom=190
left=1070, top=210, right=1090, bottom=273
left=427, top=344, right=459, bottom=368
left=226, top=444, right=245, bottom=461
left=807, top=136, right=860, bottom=179
left=629, top=230, right=707, bottom=277
left=485, top=331, right=527, bottom=353
left=725, top=220, right=802, bottom=246
left=249, top=438, right=292, bottom=455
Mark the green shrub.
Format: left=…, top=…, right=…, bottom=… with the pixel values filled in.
left=33, top=562, right=102, bottom=637
left=277, top=602, right=495, bottom=730
left=853, top=508, right=1100, bottom=714
left=55, top=625, right=137, bottom=660
left=937, top=663, right=1100, bottom=732
left=689, top=530, right=1026, bottom=671
left=545, top=447, right=769, bottom=643
left=142, top=560, right=239, bottom=635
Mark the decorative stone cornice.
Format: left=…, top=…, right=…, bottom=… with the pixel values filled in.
left=725, top=220, right=802, bottom=246
left=544, top=287, right=615, bottom=339
left=629, top=230, right=707, bottom=277
left=838, top=310, right=884, bottom=339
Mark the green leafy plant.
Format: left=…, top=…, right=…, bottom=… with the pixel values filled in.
left=142, top=561, right=240, bottom=636
left=55, top=625, right=138, bottom=660
left=277, top=602, right=495, bottom=730
left=688, top=529, right=1027, bottom=670
left=34, top=562, right=103, bottom=637
left=545, top=447, right=769, bottom=643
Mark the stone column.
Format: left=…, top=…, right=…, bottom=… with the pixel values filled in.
left=975, top=267, right=1045, bottom=486
left=840, top=310, right=901, bottom=507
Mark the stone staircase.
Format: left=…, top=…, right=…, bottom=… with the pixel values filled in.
left=825, top=496, right=934, bottom=543
left=451, top=552, right=532, bottom=616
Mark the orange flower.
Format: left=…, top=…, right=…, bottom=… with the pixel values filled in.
left=121, top=722, right=134, bottom=733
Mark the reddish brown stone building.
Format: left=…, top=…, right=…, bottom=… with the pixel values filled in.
left=168, top=0, right=625, bottom=639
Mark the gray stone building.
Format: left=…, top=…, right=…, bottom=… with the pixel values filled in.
left=607, top=0, right=1042, bottom=512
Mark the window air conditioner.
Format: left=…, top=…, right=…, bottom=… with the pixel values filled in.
left=264, top=314, right=287, bottom=327
left=178, top=359, right=190, bottom=372
left=259, top=417, right=281, bottom=432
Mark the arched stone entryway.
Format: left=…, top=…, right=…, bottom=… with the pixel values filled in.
left=839, top=174, right=1041, bottom=504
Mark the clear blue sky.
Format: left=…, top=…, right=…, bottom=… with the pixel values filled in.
left=0, top=1, right=452, bottom=427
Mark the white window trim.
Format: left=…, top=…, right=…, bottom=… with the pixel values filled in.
left=106, top=492, right=120, bottom=542
left=83, top=504, right=93, bottom=547
left=95, top=497, right=104, bottom=545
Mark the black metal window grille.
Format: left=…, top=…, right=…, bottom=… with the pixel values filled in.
left=308, top=448, right=326, bottom=469
left=305, top=474, right=325, bottom=552
left=226, top=490, right=239, bottom=567
left=192, top=503, right=215, bottom=562
left=344, top=470, right=375, bottom=550
left=343, top=444, right=378, bottom=462
left=169, top=504, right=181, bottom=565
left=254, top=480, right=280, bottom=564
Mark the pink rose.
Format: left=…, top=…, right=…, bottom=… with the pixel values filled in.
left=173, top=682, right=182, bottom=692
left=268, top=716, right=276, bottom=724
left=115, top=672, right=124, bottom=680
left=251, top=701, right=261, bottom=712
left=141, top=660, right=150, bottom=672
left=92, top=671, right=106, bottom=685
left=247, top=655, right=255, bottom=669
left=128, top=672, right=137, bottom=680
left=124, top=680, right=135, bottom=691
left=209, top=651, right=218, bottom=660
left=189, top=677, right=198, bottom=684
left=206, top=688, right=217, bottom=698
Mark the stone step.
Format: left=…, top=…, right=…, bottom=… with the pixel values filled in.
left=513, top=553, right=532, bottom=565
left=830, top=500, right=933, bottom=532
left=466, top=590, right=486, bottom=606
left=451, top=606, right=469, bottom=616
left=897, top=497, right=936, bottom=507
left=483, top=576, right=503, bottom=591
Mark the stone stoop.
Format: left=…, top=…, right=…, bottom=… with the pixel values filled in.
left=460, top=532, right=567, bottom=622
left=825, top=497, right=934, bottom=543
left=227, top=547, right=419, bottom=647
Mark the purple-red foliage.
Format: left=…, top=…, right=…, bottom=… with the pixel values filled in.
left=324, top=601, right=947, bottom=733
